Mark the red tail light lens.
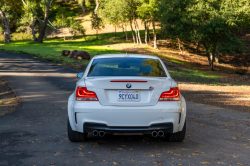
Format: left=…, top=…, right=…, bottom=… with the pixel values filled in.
left=159, top=87, right=180, bottom=101
left=76, top=87, right=98, bottom=101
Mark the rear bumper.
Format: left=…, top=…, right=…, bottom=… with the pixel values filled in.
left=68, top=94, right=186, bottom=134
left=84, top=122, right=173, bottom=134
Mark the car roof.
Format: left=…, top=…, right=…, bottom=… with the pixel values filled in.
left=92, top=54, right=160, bottom=60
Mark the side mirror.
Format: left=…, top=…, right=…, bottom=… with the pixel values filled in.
left=77, top=72, right=84, bottom=79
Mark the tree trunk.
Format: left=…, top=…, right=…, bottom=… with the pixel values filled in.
left=38, top=0, right=52, bottom=43
left=134, top=25, right=139, bottom=45
left=177, top=38, right=183, bottom=54
left=204, top=44, right=215, bottom=71
left=130, top=21, right=135, bottom=44
left=125, top=26, right=128, bottom=41
left=31, top=14, right=37, bottom=41
left=196, top=42, right=199, bottom=52
left=48, top=20, right=56, bottom=30
left=147, top=21, right=150, bottom=42
left=151, top=15, right=158, bottom=49
left=94, top=0, right=99, bottom=14
left=122, top=25, right=125, bottom=38
left=0, top=7, right=11, bottom=42
left=207, top=52, right=215, bottom=71
left=62, top=13, right=64, bottom=27
left=81, top=2, right=85, bottom=13
left=134, top=19, right=142, bottom=44
left=215, top=54, right=220, bottom=63
left=144, top=21, right=148, bottom=45
left=160, top=22, right=162, bottom=37
left=214, top=46, right=220, bottom=63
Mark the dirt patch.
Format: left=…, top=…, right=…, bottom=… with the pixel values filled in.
left=179, top=83, right=250, bottom=113
left=0, top=77, right=19, bottom=116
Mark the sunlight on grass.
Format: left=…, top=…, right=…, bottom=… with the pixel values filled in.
left=169, top=68, right=223, bottom=83
left=0, top=35, right=124, bottom=65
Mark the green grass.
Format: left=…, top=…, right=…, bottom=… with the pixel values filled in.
left=168, top=67, right=249, bottom=86
left=0, top=33, right=127, bottom=66
left=168, top=67, right=223, bottom=83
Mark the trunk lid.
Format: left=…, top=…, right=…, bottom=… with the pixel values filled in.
left=84, top=77, right=172, bottom=106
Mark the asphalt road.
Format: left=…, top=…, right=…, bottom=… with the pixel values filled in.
left=0, top=52, right=249, bottom=166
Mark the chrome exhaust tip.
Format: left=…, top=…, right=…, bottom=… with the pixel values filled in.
left=151, top=131, right=158, bottom=137
left=93, top=130, right=99, bottom=136
left=158, top=130, right=164, bottom=137
left=99, top=131, right=105, bottom=137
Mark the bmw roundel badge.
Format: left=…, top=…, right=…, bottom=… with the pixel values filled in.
left=126, top=83, right=132, bottom=88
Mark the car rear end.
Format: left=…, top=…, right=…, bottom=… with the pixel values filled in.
left=68, top=54, right=186, bottom=141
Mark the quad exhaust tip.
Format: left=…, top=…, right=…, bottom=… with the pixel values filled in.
left=99, top=131, right=105, bottom=137
left=93, top=130, right=99, bottom=136
left=158, top=130, right=164, bottom=137
left=151, top=130, right=164, bottom=137
left=151, top=131, right=158, bottom=137
left=92, top=130, right=105, bottom=137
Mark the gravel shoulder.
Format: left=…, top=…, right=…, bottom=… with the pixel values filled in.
left=0, top=77, right=19, bottom=116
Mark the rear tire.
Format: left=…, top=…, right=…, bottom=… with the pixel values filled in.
left=67, top=118, right=88, bottom=142
left=166, top=121, right=186, bottom=142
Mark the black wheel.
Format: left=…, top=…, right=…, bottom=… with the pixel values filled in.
left=166, top=121, right=186, bottom=142
left=67, top=118, right=88, bottom=142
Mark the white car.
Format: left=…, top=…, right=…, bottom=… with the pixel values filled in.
left=67, top=54, right=186, bottom=142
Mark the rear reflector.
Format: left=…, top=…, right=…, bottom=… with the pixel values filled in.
left=159, top=87, right=180, bottom=101
left=110, top=81, right=147, bottom=83
left=76, top=87, right=98, bottom=101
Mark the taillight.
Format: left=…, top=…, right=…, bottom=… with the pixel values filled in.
left=76, top=87, right=98, bottom=101
left=159, top=87, right=180, bottom=101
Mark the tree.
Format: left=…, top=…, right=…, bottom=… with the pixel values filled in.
left=123, top=0, right=139, bottom=44
left=0, top=0, right=24, bottom=35
left=98, top=0, right=141, bottom=43
left=137, top=0, right=160, bottom=48
left=190, top=0, right=250, bottom=70
left=124, top=0, right=142, bottom=44
left=0, top=0, right=23, bottom=42
left=98, top=0, right=123, bottom=37
left=159, top=0, right=192, bottom=53
left=37, top=0, right=53, bottom=43
left=68, top=17, right=85, bottom=37
left=91, top=12, right=103, bottom=39
left=21, top=0, right=56, bottom=42
left=21, top=0, right=40, bottom=41
left=0, top=5, right=11, bottom=42
left=160, top=0, right=250, bottom=71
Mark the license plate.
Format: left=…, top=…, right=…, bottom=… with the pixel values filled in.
left=117, top=90, right=140, bottom=102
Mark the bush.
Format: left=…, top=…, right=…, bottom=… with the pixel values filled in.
left=0, top=32, right=39, bottom=41
left=68, top=18, right=85, bottom=36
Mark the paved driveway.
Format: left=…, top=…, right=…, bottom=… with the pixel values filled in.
left=0, top=52, right=249, bottom=166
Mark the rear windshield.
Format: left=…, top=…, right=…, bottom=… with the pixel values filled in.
left=87, top=58, right=167, bottom=77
